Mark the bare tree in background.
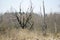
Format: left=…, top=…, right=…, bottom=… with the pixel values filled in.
left=0, top=13, right=3, bottom=23
left=42, top=0, right=47, bottom=36
left=15, top=0, right=34, bottom=29
left=40, top=7, right=42, bottom=17
left=54, top=13, right=57, bottom=34
left=40, top=6, right=43, bottom=24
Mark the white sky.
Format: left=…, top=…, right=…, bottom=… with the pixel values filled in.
left=0, top=0, right=60, bottom=14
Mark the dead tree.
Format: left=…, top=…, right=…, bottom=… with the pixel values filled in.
left=40, top=6, right=42, bottom=17
left=54, top=13, right=57, bottom=34
left=15, top=0, right=34, bottom=29
left=40, top=6, right=43, bottom=25
left=0, top=13, right=3, bottom=23
left=42, top=0, right=47, bottom=36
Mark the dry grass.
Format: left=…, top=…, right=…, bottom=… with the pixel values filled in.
left=0, top=28, right=60, bottom=40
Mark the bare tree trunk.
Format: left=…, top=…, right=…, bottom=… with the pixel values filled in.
left=42, top=0, right=47, bottom=36
left=0, top=14, right=3, bottom=23
left=54, top=22, right=57, bottom=34
left=54, top=13, right=57, bottom=34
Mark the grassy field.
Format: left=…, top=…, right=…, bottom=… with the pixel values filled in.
left=0, top=28, right=60, bottom=40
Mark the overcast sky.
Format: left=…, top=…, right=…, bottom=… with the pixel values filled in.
left=0, top=0, right=60, bottom=14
